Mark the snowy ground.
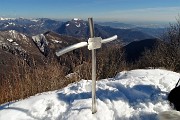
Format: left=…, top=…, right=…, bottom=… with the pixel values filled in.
left=0, top=69, right=180, bottom=120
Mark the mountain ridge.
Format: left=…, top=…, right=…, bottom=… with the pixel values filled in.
left=56, top=18, right=154, bottom=44
left=0, top=17, right=155, bottom=44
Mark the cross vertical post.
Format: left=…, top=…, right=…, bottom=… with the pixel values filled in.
left=88, top=18, right=97, bottom=114
left=55, top=17, right=117, bottom=114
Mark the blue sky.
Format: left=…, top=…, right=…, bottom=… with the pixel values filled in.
left=0, top=0, right=180, bottom=23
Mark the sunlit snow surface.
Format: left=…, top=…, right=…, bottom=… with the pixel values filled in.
left=0, top=69, right=180, bottom=120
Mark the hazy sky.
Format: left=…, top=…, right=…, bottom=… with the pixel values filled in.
left=0, top=0, right=180, bottom=23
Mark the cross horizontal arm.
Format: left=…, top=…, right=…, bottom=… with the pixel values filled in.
left=55, top=35, right=118, bottom=57
left=56, top=42, right=88, bottom=56
left=101, top=35, right=118, bottom=44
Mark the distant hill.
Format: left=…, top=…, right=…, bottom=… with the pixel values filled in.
left=56, top=18, right=90, bottom=38
left=123, top=38, right=160, bottom=62
left=101, top=25, right=153, bottom=44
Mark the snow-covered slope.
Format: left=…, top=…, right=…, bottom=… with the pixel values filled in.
left=0, top=30, right=45, bottom=70
left=32, top=34, right=49, bottom=55
left=0, top=69, right=180, bottom=120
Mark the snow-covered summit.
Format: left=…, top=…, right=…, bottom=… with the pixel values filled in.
left=0, top=69, right=180, bottom=120
left=73, top=18, right=81, bottom=21
left=57, top=18, right=88, bottom=38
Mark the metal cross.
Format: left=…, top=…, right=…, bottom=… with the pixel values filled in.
left=56, top=18, right=117, bottom=114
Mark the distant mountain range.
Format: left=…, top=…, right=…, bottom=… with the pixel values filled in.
left=0, top=18, right=63, bottom=36
left=56, top=18, right=155, bottom=44
left=97, top=21, right=166, bottom=38
left=0, top=17, right=164, bottom=44
left=97, top=21, right=135, bottom=29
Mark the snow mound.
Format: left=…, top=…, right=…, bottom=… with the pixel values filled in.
left=0, top=69, right=180, bottom=120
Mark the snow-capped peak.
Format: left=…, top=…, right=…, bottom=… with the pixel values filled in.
left=30, top=19, right=39, bottom=22
left=8, top=30, right=19, bottom=39
left=0, top=17, right=15, bottom=21
left=0, top=17, right=5, bottom=20
left=73, top=18, right=81, bottom=21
